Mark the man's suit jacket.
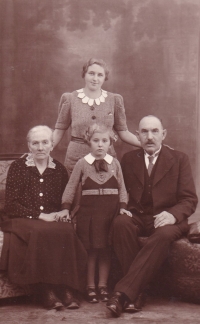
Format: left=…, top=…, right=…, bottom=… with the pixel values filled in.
left=121, top=146, right=198, bottom=228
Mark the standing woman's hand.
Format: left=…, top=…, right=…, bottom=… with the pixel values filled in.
left=117, top=130, right=141, bottom=147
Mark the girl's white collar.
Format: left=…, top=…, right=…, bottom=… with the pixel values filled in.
left=84, top=153, right=113, bottom=165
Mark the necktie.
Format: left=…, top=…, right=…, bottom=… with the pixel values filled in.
left=93, top=159, right=108, bottom=173
left=148, top=156, right=154, bottom=176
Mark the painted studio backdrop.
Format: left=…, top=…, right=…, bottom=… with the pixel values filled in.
left=0, top=0, right=200, bottom=188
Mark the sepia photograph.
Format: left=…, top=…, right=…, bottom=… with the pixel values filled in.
left=0, top=0, right=200, bottom=323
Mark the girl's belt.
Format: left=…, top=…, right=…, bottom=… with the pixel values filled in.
left=71, top=136, right=85, bottom=144
left=82, top=189, right=118, bottom=196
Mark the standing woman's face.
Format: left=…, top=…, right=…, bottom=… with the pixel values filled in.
left=84, top=64, right=106, bottom=92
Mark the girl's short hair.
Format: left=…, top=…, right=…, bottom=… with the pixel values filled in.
left=27, top=125, right=53, bottom=142
left=82, top=58, right=109, bottom=81
left=84, top=123, right=118, bottom=145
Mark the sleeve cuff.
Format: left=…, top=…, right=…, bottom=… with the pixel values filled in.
left=61, top=203, right=71, bottom=210
left=54, top=123, right=67, bottom=130
left=119, top=202, right=127, bottom=209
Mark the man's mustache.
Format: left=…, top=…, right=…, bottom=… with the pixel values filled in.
left=146, top=140, right=154, bottom=144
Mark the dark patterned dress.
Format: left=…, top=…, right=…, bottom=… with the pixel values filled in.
left=0, top=155, right=87, bottom=290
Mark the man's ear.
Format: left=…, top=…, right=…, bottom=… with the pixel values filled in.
left=135, top=130, right=141, bottom=142
left=162, top=129, right=167, bottom=140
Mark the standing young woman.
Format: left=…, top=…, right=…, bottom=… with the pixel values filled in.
left=53, top=58, right=140, bottom=174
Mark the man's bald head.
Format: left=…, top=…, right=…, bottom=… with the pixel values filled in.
left=136, top=115, right=167, bottom=155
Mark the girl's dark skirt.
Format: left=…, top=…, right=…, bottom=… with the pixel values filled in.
left=76, top=176, right=119, bottom=250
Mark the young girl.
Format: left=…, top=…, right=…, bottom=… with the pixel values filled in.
left=61, top=123, right=132, bottom=303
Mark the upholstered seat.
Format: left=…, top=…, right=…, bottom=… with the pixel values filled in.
left=0, top=155, right=31, bottom=299
left=137, top=236, right=200, bottom=303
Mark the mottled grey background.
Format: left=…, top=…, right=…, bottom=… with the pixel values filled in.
left=0, top=0, right=199, bottom=179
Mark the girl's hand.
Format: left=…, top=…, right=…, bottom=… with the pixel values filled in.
left=120, top=208, right=132, bottom=217
left=56, top=209, right=71, bottom=223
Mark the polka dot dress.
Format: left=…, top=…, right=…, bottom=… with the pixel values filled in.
left=4, top=155, right=68, bottom=218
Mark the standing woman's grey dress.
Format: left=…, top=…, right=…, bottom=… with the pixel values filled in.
left=55, top=89, right=128, bottom=173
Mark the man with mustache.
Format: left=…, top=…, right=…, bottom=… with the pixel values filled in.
left=107, top=115, right=198, bottom=317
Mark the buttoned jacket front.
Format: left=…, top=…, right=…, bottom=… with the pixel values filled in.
left=121, top=146, right=198, bottom=225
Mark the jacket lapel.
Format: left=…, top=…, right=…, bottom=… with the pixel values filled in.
left=132, top=150, right=145, bottom=185
left=153, top=146, right=175, bottom=187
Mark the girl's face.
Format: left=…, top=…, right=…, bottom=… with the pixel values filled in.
left=84, top=64, right=105, bottom=92
left=90, top=131, right=110, bottom=159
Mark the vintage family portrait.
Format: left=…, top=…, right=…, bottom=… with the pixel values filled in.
left=0, top=0, right=200, bottom=323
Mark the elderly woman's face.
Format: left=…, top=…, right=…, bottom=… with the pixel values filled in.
left=28, top=129, right=53, bottom=162
left=84, top=64, right=105, bottom=92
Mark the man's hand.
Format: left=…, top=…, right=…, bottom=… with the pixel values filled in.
left=153, top=211, right=176, bottom=228
left=120, top=208, right=132, bottom=217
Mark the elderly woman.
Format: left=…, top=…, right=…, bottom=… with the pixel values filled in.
left=53, top=58, right=140, bottom=173
left=0, top=126, right=87, bottom=310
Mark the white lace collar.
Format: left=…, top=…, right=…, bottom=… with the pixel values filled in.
left=24, top=153, right=56, bottom=169
left=84, top=153, right=113, bottom=165
left=76, top=88, right=108, bottom=106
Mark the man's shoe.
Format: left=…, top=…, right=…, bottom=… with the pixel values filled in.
left=124, top=292, right=145, bottom=313
left=106, top=292, right=124, bottom=317
left=124, top=302, right=141, bottom=312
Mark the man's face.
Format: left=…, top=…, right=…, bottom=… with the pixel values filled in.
left=136, top=116, right=167, bottom=155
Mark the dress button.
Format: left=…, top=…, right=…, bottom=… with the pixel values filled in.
left=92, top=116, right=96, bottom=120
left=40, top=179, right=44, bottom=182
left=39, top=193, right=43, bottom=197
left=90, top=106, right=95, bottom=111
left=40, top=206, right=44, bottom=210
